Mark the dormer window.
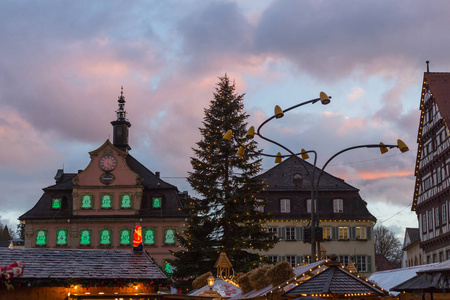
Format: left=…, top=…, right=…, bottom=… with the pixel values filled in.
left=333, top=199, right=343, bottom=213
left=152, top=197, right=162, bottom=209
left=280, top=199, right=290, bottom=213
left=52, top=198, right=62, bottom=209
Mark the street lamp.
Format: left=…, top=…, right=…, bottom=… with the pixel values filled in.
left=223, top=92, right=409, bottom=263
left=224, top=92, right=331, bottom=261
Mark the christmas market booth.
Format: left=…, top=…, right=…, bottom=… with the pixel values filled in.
left=230, top=255, right=388, bottom=300
left=0, top=247, right=167, bottom=300
left=391, top=260, right=450, bottom=300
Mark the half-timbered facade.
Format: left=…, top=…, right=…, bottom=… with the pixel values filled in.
left=413, top=71, right=450, bottom=263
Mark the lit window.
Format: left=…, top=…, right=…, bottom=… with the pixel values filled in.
left=280, top=199, right=290, bottom=213
left=356, top=227, right=366, bottom=240
left=333, top=199, right=343, bottom=213
left=35, top=230, right=47, bottom=246
left=339, top=227, right=349, bottom=240
left=144, top=229, right=156, bottom=245
left=285, top=227, right=295, bottom=240
left=152, top=197, right=162, bottom=208
left=56, top=229, right=68, bottom=246
left=101, top=194, right=112, bottom=209
left=164, top=261, right=173, bottom=274
left=100, top=229, right=111, bottom=245
left=80, top=229, right=91, bottom=246
left=323, top=227, right=332, bottom=240
left=81, top=195, right=92, bottom=209
left=255, top=199, right=264, bottom=212
left=119, top=229, right=131, bottom=245
left=52, top=198, right=62, bottom=209
left=121, top=194, right=132, bottom=208
left=164, top=228, right=176, bottom=245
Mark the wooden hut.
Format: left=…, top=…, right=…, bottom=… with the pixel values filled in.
left=0, top=248, right=166, bottom=300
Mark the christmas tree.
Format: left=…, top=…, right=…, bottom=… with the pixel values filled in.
left=170, top=75, right=277, bottom=292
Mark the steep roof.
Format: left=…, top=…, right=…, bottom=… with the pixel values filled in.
left=424, top=72, right=450, bottom=122
left=0, top=248, right=166, bottom=281
left=19, top=153, right=187, bottom=220
left=283, top=263, right=387, bottom=297
left=256, top=157, right=358, bottom=192
left=413, top=72, right=450, bottom=210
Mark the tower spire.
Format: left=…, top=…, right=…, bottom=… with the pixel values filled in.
left=111, top=87, right=131, bottom=152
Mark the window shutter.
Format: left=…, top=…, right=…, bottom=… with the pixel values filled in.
left=295, top=227, right=303, bottom=241
left=367, top=256, right=372, bottom=272
left=331, top=227, right=338, bottom=240
left=278, top=227, right=286, bottom=240
left=366, top=226, right=371, bottom=240
left=350, top=227, right=356, bottom=240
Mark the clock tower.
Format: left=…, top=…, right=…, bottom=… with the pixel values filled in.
left=111, top=87, right=131, bottom=152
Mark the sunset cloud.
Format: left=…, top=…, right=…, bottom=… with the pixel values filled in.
left=0, top=0, right=448, bottom=234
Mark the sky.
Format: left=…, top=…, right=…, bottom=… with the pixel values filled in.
left=1, top=0, right=450, bottom=241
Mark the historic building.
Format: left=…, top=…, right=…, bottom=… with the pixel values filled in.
left=412, top=70, right=450, bottom=263
left=255, top=157, right=376, bottom=274
left=19, top=90, right=188, bottom=267
left=401, top=227, right=423, bottom=268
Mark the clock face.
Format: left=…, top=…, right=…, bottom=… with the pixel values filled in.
left=99, top=155, right=117, bottom=171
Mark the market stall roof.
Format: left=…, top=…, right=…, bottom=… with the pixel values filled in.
left=392, top=260, right=450, bottom=293
left=231, top=260, right=327, bottom=300
left=368, top=263, right=438, bottom=296
left=0, top=248, right=166, bottom=281
left=283, top=262, right=387, bottom=297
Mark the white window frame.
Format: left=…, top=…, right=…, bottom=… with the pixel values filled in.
left=435, top=207, right=440, bottom=227
left=323, top=227, right=332, bottom=240
left=255, top=198, right=264, bottom=213
left=443, top=203, right=448, bottom=224
left=286, top=256, right=296, bottom=267
left=285, top=227, right=295, bottom=241
left=333, top=199, right=344, bottom=213
left=268, top=227, right=278, bottom=240
left=356, top=256, right=369, bottom=272
left=339, top=227, right=349, bottom=240
left=280, top=199, right=290, bottom=213
left=356, top=227, right=367, bottom=240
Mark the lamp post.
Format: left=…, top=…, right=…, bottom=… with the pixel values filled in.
left=224, top=92, right=409, bottom=263
left=225, top=92, right=330, bottom=261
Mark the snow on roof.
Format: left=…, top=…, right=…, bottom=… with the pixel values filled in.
left=188, top=278, right=241, bottom=298
left=368, top=263, right=438, bottom=296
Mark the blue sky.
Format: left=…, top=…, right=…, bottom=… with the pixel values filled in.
left=2, top=0, right=450, bottom=239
